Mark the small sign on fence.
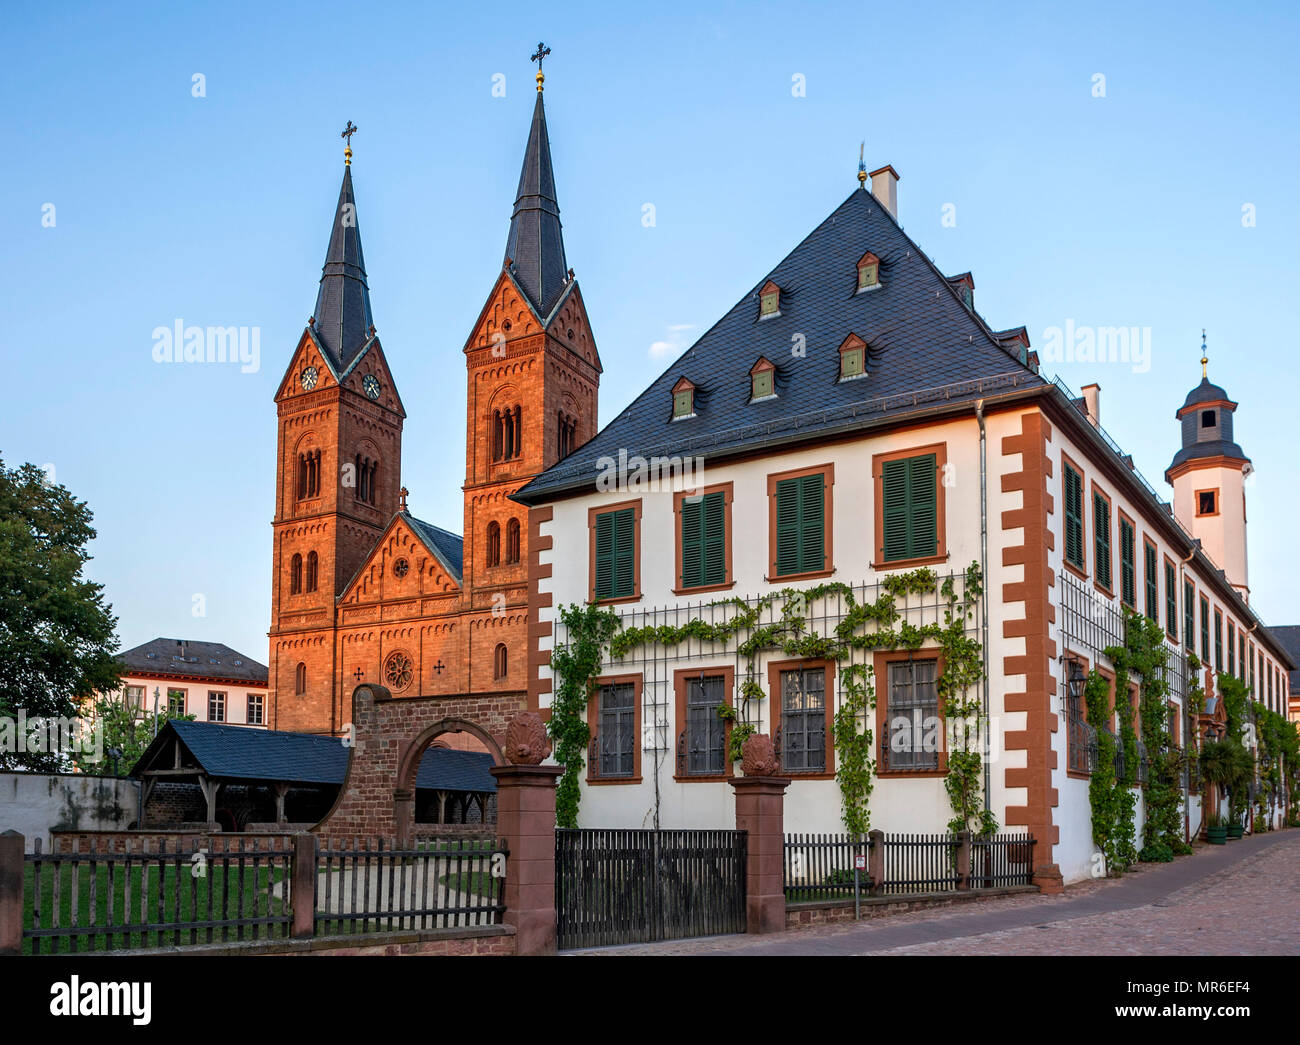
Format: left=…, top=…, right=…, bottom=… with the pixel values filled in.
left=853, top=854, right=867, bottom=872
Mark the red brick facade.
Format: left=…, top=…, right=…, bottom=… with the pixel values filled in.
left=268, top=269, right=599, bottom=736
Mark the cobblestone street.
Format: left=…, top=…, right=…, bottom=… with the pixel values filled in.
left=567, top=829, right=1300, bottom=956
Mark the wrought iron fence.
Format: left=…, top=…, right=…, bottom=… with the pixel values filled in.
left=783, top=833, right=870, bottom=902
left=783, top=832, right=1036, bottom=900
left=315, top=836, right=506, bottom=935
left=23, top=836, right=293, bottom=955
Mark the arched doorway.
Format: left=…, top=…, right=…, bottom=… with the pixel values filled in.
left=393, top=717, right=506, bottom=846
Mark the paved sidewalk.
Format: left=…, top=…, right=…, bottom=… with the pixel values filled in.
left=566, top=829, right=1300, bottom=955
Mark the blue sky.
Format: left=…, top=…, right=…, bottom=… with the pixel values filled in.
left=2, top=0, right=1297, bottom=663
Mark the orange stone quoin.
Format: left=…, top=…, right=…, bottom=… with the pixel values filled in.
left=1000, top=408, right=1063, bottom=892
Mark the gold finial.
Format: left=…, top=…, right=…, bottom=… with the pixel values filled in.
left=341, top=120, right=358, bottom=166
left=1201, top=329, right=1208, bottom=378
left=531, top=41, right=551, bottom=92
left=858, top=142, right=867, bottom=185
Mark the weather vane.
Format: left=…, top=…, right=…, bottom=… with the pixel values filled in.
left=1201, top=328, right=1208, bottom=378
left=858, top=142, right=867, bottom=185
left=531, top=41, right=551, bottom=91
left=341, top=120, right=358, bottom=166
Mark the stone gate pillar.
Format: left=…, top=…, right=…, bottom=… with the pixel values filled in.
left=729, top=733, right=789, bottom=935
left=490, top=764, right=563, bottom=956
left=491, top=711, right=562, bottom=956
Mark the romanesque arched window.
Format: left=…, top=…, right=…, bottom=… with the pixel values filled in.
left=296, top=453, right=308, bottom=499
left=290, top=553, right=303, bottom=595
left=353, top=454, right=378, bottom=505
left=506, top=518, right=521, bottom=564
left=512, top=406, right=522, bottom=458
left=486, top=521, right=501, bottom=568
left=493, top=405, right=523, bottom=462
left=494, top=643, right=508, bottom=680
left=305, top=551, right=318, bottom=593
left=295, top=662, right=306, bottom=694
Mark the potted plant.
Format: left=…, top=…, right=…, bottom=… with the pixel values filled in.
left=1205, top=811, right=1227, bottom=845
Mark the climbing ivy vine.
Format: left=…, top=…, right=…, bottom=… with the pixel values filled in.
left=547, top=602, right=621, bottom=828
left=595, top=561, right=991, bottom=836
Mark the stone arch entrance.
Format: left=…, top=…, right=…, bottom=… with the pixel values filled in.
left=313, top=683, right=528, bottom=842
left=394, top=718, right=506, bottom=846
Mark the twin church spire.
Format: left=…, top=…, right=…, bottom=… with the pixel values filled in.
left=309, top=44, right=570, bottom=360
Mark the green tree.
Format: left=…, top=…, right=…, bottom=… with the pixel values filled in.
left=0, top=455, right=122, bottom=770
left=73, top=699, right=193, bottom=776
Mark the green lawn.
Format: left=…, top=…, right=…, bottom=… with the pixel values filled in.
left=23, top=860, right=287, bottom=955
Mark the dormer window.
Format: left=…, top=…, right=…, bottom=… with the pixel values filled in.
left=672, top=377, right=696, bottom=420
left=759, top=280, right=781, bottom=319
left=838, top=333, right=867, bottom=381
left=857, top=252, right=881, bottom=292
left=750, top=357, right=776, bottom=401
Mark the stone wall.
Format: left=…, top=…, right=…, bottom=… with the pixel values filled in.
left=0, top=772, right=140, bottom=852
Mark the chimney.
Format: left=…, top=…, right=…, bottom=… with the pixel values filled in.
left=869, top=165, right=900, bottom=219
left=1081, top=383, right=1101, bottom=427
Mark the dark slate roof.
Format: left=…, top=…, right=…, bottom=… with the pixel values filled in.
left=1180, top=376, right=1233, bottom=411
left=1167, top=437, right=1248, bottom=473
left=137, top=720, right=495, bottom=792
left=502, top=91, right=569, bottom=316
left=515, top=185, right=1042, bottom=502
left=404, top=513, right=464, bottom=584
left=118, top=638, right=268, bottom=684
left=1268, top=626, right=1300, bottom=689
left=311, top=165, right=375, bottom=375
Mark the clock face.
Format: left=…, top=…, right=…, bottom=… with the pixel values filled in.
left=300, top=365, right=319, bottom=391
left=362, top=373, right=381, bottom=400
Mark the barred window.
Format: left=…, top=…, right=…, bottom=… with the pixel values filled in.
left=884, top=659, right=940, bottom=772
left=780, top=667, right=827, bottom=772
left=598, top=683, right=636, bottom=778
left=685, top=674, right=727, bottom=776
left=1065, top=661, right=1092, bottom=775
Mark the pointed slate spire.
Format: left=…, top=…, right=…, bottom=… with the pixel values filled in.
left=312, top=163, right=374, bottom=372
left=503, top=90, right=569, bottom=315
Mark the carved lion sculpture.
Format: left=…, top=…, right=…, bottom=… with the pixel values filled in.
left=505, top=712, right=551, bottom=765
left=740, top=732, right=780, bottom=776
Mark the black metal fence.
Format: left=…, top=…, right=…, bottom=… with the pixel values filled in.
left=783, top=831, right=1036, bottom=900
left=555, top=828, right=746, bottom=949
left=23, top=836, right=293, bottom=955
left=782, top=833, right=870, bottom=902
left=315, top=837, right=507, bottom=935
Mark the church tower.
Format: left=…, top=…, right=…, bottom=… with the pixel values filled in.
left=269, top=133, right=407, bottom=732
left=1166, top=336, right=1251, bottom=601
left=460, top=53, right=601, bottom=690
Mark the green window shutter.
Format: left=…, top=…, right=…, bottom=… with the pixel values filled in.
left=775, top=475, right=824, bottom=576
left=908, top=455, right=938, bottom=559
left=1093, top=492, right=1111, bottom=589
left=881, top=459, right=910, bottom=562
left=595, top=508, right=635, bottom=600
left=680, top=497, right=703, bottom=589
left=681, top=491, right=726, bottom=589
left=1120, top=520, right=1135, bottom=605
left=798, top=473, right=825, bottom=573
left=1063, top=465, right=1083, bottom=569
left=1184, top=581, right=1194, bottom=647
left=775, top=478, right=801, bottom=576
left=702, top=491, right=727, bottom=585
left=594, top=511, right=614, bottom=599
left=1144, top=544, right=1158, bottom=622
left=1165, top=562, right=1176, bottom=635
left=881, top=454, right=936, bottom=562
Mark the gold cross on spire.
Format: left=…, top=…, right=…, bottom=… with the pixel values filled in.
left=1201, top=329, right=1208, bottom=378
left=341, top=120, right=358, bottom=166
left=531, top=41, right=551, bottom=91
left=858, top=142, right=867, bottom=185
